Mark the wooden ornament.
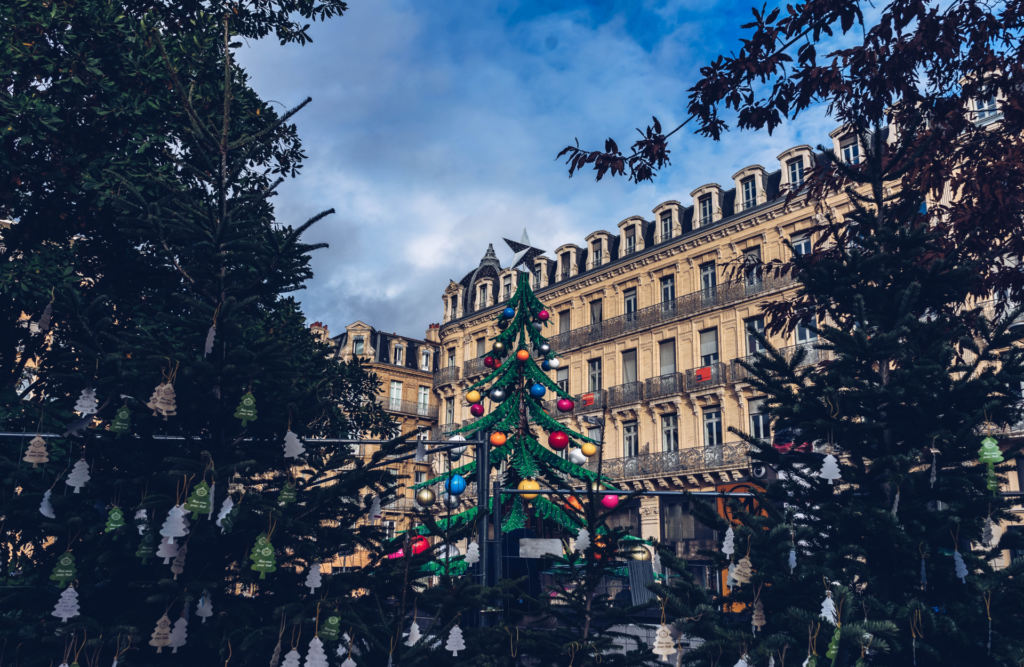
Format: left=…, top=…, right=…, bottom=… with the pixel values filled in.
left=733, top=556, right=752, bottom=584
left=752, top=599, right=766, bottom=632
left=23, top=435, right=49, bottom=467
left=150, top=613, right=173, bottom=652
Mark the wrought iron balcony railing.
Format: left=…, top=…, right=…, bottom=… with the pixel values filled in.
left=545, top=272, right=795, bottom=354
left=654, top=232, right=674, bottom=245
left=379, top=397, right=439, bottom=419
left=684, top=362, right=729, bottom=392
left=572, top=390, right=606, bottom=414
left=433, top=366, right=460, bottom=388
left=584, top=441, right=749, bottom=479
left=587, top=256, right=604, bottom=270
left=559, top=270, right=572, bottom=282
left=463, top=357, right=488, bottom=378
left=780, top=341, right=834, bottom=366
left=621, top=244, right=638, bottom=258
left=607, top=381, right=644, bottom=408
left=645, top=373, right=685, bottom=401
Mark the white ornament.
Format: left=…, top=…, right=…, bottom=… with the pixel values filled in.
left=169, top=615, right=188, bottom=653
left=930, top=448, right=939, bottom=488
left=722, top=526, right=735, bottom=556
left=569, top=448, right=588, bottom=465
left=215, top=495, right=235, bottom=533
left=135, top=509, right=148, bottom=535
left=160, top=505, right=189, bottom=543
left=281, top=650, right=301, bottom=667
left=734, top=656, right=750, bottom=667
left=983, top=517, right=995, bottom=546
left=406, top=620, right=421, bottom=646
left=819, top=454, right=841, bottom=484
left=305, top=563, right=322, bottom=593
left=788, top=548, right=797, bottom=573
left=66, top=459, right=91, bottom=493
left=653, top=552, right=663, bottom=576
left=465, top=541, right=480, bottom=565
left=891, top=490, right=900, bottom=517
left=52, top=586, right=80, bottom=622
left=548, top=357, right=561, bottom=369
left=652, top=623, right=676, bottom=662
left=40, top=489, right=55, bottom=518
left=727, top=563, right=737, bottom=589
left=207, top=483, right=216, bottom=520
left=205, top=325, right=216, bottom=356
left=954, top=549, right=968, bottom=583
left=75, top=387, right=99, bottom=415
left=195, top=595, right=213, bottom=623
left=340, top=659, right=356, bottom=667
left=156, top=536, right=179, bottom=564
left=370, top=495, right=381, bottom=522
left=283, top=431, right=306, bottom=458
left=820, top=592, right=837, bottom=624
left=304, top=637, right=328, bottom=667
left=575, top=528, right=590, bottom=552
left=171, top=543, right=188, bottom=579
left=446, top=624, right=466, bottom=656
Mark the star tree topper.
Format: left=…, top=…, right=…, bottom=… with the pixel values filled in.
left=504, top=228, right=545, bottom=270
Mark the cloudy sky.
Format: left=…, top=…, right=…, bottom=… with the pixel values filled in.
left=237, top=0, right=838, bottom=339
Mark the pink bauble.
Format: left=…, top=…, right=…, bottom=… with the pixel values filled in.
left=470, top=404, right=484, bottom=417
left=549, top=431, right=569, bottom=450
left=537, top=310, right=550, bottom=321
left=557, top=398, right=575, bottom=413
left=600, top=494, right=619, bottom=509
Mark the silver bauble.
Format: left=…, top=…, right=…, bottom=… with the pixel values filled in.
left=539, top=343, right=551, bottom=355
left=490, top=388, right=507, bottom=403
left=548, top=358, right=561, bottom=369
left=444, top=494, right=461, bottom=510
left=568, top=448, right=588, bottom=465
left=448, top=434, right=468, bottom=456
left=531, top=322, right=544, bottom=332
left=448, top=451, right=462, bottom=462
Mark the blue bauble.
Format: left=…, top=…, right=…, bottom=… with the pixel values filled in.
left=541, top=360, right=551, bottom=371
left=445, top=474, right=467, bottom=495
left=529, top=383, right=547, bottom=398
left=502, top=307, right=516, bottom=319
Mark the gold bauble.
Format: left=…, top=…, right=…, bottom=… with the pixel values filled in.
left=518, top=479, right=540, bottom=500
left=626, top=544, right=652, bottom=561
left=581, top=442, right=598, bottom=457
left=415, top=488, right=436, bottom=508
left=466, top=390, right=482, bottom=404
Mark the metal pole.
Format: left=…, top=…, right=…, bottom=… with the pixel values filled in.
left=476, top=430, right=490, bottom=628
left=492, top=478, right=502, bottom=588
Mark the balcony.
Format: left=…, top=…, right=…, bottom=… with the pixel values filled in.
left=463, top=357, right=488, bottom=378
left=432, top=422, right=462, bottom=439
left=645, top=373, right=685, bottom=401
left=379, top=397, right=439, bottom=419
left=433, top=366, right=460, bottom=388
left=730, top=354, right=760, bottom=383
left=621, top=243, right=638, bottom=258
left=608, top=381, right=644, bottom=408
left=545, top=272, right=795, bottom=354
left=573, top=390, right=606, bottom=414
left=781, top=341, right=834, bottom=366
left=654, top=232, right=674, bottom=245
left=559, top=269, right=572, bottom=282
left=584, top=441, right=749, bottom=479
left=684, top=362, right=729, bottom=392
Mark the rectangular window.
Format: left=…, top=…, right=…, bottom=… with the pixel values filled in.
left=791, top=234, right=812, bottom=256
left=560, top=252, right=571, bottom=279
left=559, top=310, right=572, bottom=334
left=622, top=349, right=637, bottom=384
left=588, top=426, right=602, bottom=443
left=592, top=242, right=603, bottom=266
left=414, top=471, right=426, bottom=484
left=623, top=287, right=638, bottom=321
left=749, top=399, right=769, bottom=441
left=660, top=275, right=675, bottom=304
left=743, top=247, right=761, bottom=287
left=503, top=276, right=513, bottom=299
left=976, top=96, right=998, bottom=120
left=476, top=338, right=486, bottom=358
left=700, top=262, right=717, bottom=294
left=447, top=349, right=456, bottom=367
left=662, top=413, right=679, bottom=452
left=421, top=350, right=431, bottom=371
left=660, top=212, right=672, bottom=240
left=659, top=339, right=676, bottom=375
left=393, top=346, right=404, bottom=366
left=418, top=386, right=430, bottom=415
left=742, top=177, right=757, bottom=209
left=788, top=158, right=805, bottom=187
left=745, top=316, right=765, bottom=355
left=445, top=397, right=455, bottom=424
left=389, top=381, right=403, bottom=410
left=796, top=316, right=818, bottom=343
left=478, top=285, right=487, bottom=307
left=703, top=409, right=723, bottom=447
left=556, top=368, right=569, bottom=392
left=623, top=421, right=639, bottom=457
left=383, top=520, right=396, bottom=540
left=624, top=229, right=636, bottom=254
left=842, top=141, right=860, bottom=165
left=590, top=299, right=603, bottom=324
left=699, top=195, right=713, bottom=226
left=699, top=329, right=719, bottom=365
left=588, top=359, right=602, bottom=392
left=354, top=337, right=364, bottom=355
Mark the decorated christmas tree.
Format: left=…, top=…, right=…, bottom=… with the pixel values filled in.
left=413, top=265, right=616, bottom=536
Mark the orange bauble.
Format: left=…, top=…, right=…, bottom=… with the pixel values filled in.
left=581, top=442, right=598, bottom=457
left=516, top=349, right=530, bottom=361
left=490, top=432, right=507, bottom=446
left=518, top=479, right=540, bottom=500
left=566, top=496, right=583, bottom=511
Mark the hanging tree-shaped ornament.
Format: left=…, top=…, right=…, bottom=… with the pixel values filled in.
left=983, top=515, right=996, bottom=547
left=652, top=623, right=676, bottom=662
left=184, top=480, right=213, bottom=518
left=446, top=623, right=466, bottom=657
left=150, top=613, right=173, bottom=653
left=105, top=506, right=126, bottom=539
left=820, top=590, right=837, bottom=624
left=250, top=532, right=278, bottom=579
left=169, top=609, right=188, bottom=653
left=50, top=551, right=77, bottom=585
left=136, top=530, right=157, bottom=564
left=305, top=563, right=322, bottom=593
left=23, top=434, right=49, bottom=467
left=278, top=481, right=298, bottom=506
left=575, top=528, right=591, bottom=552
left=752, top=597, right=767, bottom=633
left=305, top=636, right=328, bottom=667
left=465, top=541, right=480, bottom=565
left=789, top=529, right=797, bottom=574
left=156, top=536, right=179, bottom=565
left=160, top=505, right=189, bottom=544
left=320, top=616, right=341, bottom=642
left=234, top=390, right=258, bottom=427
left=819, top=454, right=841, bottom=484
left=204, top=308, right=218, bottom=357
left=66, top=459, right=90, bottom=493
left=891, top=481, right=901, bottom=518
left=52, top=584, right=81, bottom=622
left=283, top=430, right=305, bottom=458
left=722, top=526, right=735, bottom=557
left=75, top=387, right=98, bottom=415
left=195, top=593, right=213, bottom=624
left=954, top=549, right=969, bottom=583
left=171, top=542, right=188, bottom=580
left=40, top=489, right=56, bottom=518
left=282, top=648, right=301, bottom=667
left=216, top=494, right=236, bottom=533
left=135, top=508, right=148, bottom=535
left=109, top=405, right=132, bottom=437
left=369, top=494, right=382, bottom=522
left=978, top=435, right=1004, bottom=495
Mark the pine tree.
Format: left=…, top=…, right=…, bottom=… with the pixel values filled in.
left=657, top=128, right=1024, bottom=666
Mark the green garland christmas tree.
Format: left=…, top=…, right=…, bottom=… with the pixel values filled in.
left=414, top=266, right=617, bottom=536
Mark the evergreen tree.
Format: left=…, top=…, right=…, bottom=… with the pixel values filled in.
left=657, top=128, right=1024, bottom=666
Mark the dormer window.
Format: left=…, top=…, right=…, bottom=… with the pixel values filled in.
left=502, top=275, right=512, bottom=300
left=592, top=242, right=603, bottom=266
left=975, top=96, right=998, bottom=120
left=393, top=345, right=404, bottom=366
left=354, top=336, right=364, bottom=355
left=698, top=196, right=713, bottom=226
left=660, top=212, right=672, bottom=242
left=421, top=350, right=431, bottom=371
left=741, top=178, right=757, bottom=209
left=788, top=159, right=805, bottom=187
left=624, top=229, right=636, bottom=255
left=841, top=140, right=860, bottom=165
left=560, top=252, right=571, bottom=280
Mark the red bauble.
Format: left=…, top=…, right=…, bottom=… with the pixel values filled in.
left=483, top=356, right=496, bottom=368
left=537, top=310, right=550, bottom=321
left=549, top=431, right=569, bottom=450
left=556, top=398, right=575, bottom=413
left=470, top=404, right=484, bottom=417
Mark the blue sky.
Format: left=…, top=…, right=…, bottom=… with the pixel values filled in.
left=236, top=0, right=837, bottom=340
